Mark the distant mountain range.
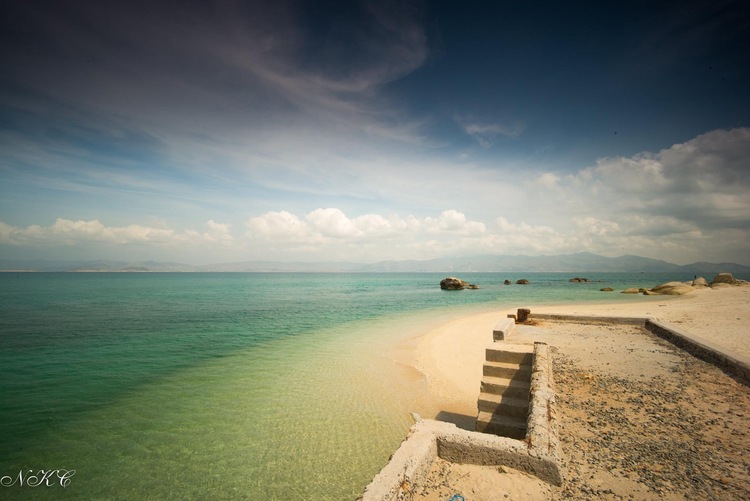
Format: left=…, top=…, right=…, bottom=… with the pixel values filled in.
left=1, top=252, right=749, bottom=277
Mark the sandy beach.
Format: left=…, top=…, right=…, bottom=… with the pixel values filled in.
left=392, top=284, right=750, bottom=499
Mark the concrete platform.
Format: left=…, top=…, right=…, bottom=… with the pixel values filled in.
left=645, top=318, right=750, bottom=384
left=529, top=312, right=750, bottom=386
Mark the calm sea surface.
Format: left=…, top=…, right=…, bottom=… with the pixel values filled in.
left=0, top=272, right=692, bottom=499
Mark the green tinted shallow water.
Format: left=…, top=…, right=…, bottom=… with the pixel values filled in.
left=0, top=272, right=690, bottom=499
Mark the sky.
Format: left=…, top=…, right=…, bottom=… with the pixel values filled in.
left=1, top=0, right=749, bottom=266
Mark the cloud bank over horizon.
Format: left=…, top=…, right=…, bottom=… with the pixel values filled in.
left=2, top=127, right=749, bottom=265
left=1, top=1, right=749, bottom=266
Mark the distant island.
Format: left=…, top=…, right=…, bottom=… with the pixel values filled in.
left=1, top=252, right=749, bottom=276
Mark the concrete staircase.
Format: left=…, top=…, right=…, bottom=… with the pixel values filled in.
left=475, top=344, right=533, bottom=440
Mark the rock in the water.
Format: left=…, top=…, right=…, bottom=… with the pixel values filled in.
left=440, top=277, right=464, bottom=290
left=600, top=287, right=614, bottom=292
left=517, top=308, right=531, bottom=322
left=651, top=281, right=694, bottom=295
left=516, top=279, right=529, bottom=285
left=621, top=288, right=640, bottom=294
left=503, top=279, right=512, bottom=285
left=569, top=277, right=590, bottom=283
left=439, top=277, right=478, bottom=290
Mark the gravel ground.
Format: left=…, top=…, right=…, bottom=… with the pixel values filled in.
left=405, top=321, right=750, bottom=500
left=551, top=324, right=750, bottom=500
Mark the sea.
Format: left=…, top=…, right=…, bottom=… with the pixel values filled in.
left=0, top=271, right=708, bottom=499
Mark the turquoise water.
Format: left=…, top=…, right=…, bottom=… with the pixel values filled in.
left=0, top=272, right=695, bottom=499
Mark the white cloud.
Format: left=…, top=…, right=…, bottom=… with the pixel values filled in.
left=574, top=217, right=621, bottom=236
left=425, top=210, right=486, bottom=234
left=562, top=128, right=750, bottom=221
left=0, top=219, right=233, bottom=248
left=489, top=217, right=564, bottom=254
left=354, top=214, right=397, bottom=236
left=457, top=119, right=524, bottom=147
left=191, top=220, right=235, bottom=246
left=243, top=208, right=490, bottom=260
left=248, top=208, right=407, bottom=243
left=536, top=172, right=561, bottom=189
left=306, top=208, right=359, bottom=238
left=488, top=129, right=750, bottom=263
left=246, top=211, right=309, bottom=241
left=2, top=128, right=749, bottom=265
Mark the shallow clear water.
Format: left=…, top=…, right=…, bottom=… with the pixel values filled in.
left=0, top=272, right=689, bottom=499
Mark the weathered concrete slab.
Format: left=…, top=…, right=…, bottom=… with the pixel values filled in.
left=483, top=361, right=532, bottom=380
left=645, top=319, right=750, bottom=385
left=359, top=419, right=562, bottom=500
left=530, top=311, right=750, bottom=386
left=485, top=343, right=533, bottom=364
left=527, top=343, right=559, bottom=458
left=358, top=420, right=437, bottom=501
left=530, top=313, right=648, bottom=325
left=493, top=317, right=516, bottom=341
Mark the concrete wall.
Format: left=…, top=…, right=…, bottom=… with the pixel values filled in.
left=359, top=419, right=562, bottom=501
left=530, top=312, right=750, bottom=386
left=645, top=319, right=750, bottom=385
left=360, top=342, right=562, bottom=500
left=361, top=310, right=750, bottom=500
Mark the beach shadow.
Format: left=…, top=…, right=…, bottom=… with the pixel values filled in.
left=434, top=410, right=476, bottom=431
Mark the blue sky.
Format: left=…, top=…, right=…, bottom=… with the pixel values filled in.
left=1, top=0, right=749, bottom=265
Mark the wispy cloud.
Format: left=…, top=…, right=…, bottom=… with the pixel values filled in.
left=0, top=219, right=234, bottom=247
left=2, top=0, right=432, bottom=151
left=3, top=128, right=749, bottom=264
left=456, top=119, right=524, bottom=147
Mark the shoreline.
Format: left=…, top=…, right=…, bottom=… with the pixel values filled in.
left=375, top=284, right=750, bottom=499
left=393, top=285, right=750, bottom=424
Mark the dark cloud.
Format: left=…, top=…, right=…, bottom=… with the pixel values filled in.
left=660, top=128, right=750, bottom=189
left=1, top=0, right=427, bottom=120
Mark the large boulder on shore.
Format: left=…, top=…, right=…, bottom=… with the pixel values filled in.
left=711, top=272, right=736, bottom=285
left=710, top=272, right=748, bottom=286
left=440, top=277, right=478, bottom=290
left=650, top=281, right=695, bottom=295
left=692, top=276, right=708, bottom=287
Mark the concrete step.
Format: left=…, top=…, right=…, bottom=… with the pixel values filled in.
left=480, top=376, right=531, bottom=398
left=492, top=317, right=516, bottom=341
left=485, top=344, right=534, bottom=365
left=482, top=361, right=532, bottom=380
left=475, top=411, right=527, bottom=439
left=477, top=392, right=529, bottom=417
